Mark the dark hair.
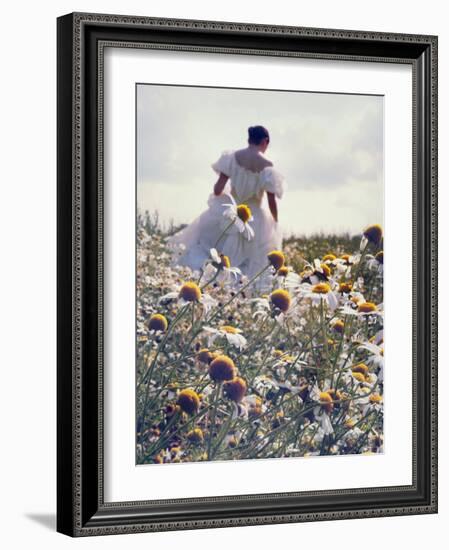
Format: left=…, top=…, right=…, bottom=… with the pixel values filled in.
left=248, top=125, right=270, bottom=145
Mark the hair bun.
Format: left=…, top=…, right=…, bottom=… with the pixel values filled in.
left=248, top=125, right=270, bottom=145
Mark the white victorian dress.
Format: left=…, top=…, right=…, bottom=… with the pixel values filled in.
left=168, top=149, right=286, bottom=279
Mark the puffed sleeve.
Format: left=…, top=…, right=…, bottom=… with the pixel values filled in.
left=260, top=166, right=286, bottom=199
left=211, top=150, right=234, bottom=177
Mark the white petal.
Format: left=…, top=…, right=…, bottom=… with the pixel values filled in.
left=327, top=292, right=339, bottom=311
left=210, top=248, right=220, bottom=262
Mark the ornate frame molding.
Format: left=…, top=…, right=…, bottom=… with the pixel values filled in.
left=57, top=12, right=438, bottom=536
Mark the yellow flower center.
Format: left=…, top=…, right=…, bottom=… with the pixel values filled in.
left=148, top=313, right=168, bottom=332
left=270, top=289, right=291, bottom=312
left=369, top=393, right=383, bottom=404
left=319, top=391, right=334, bottom=412
left=312, top=282, right=331, bottom=294
left=223, top=377, right=247, bottom=402
left=352, top=363, right=369, bottom=376
left=319, top=391, right=333, bottom=403
left=221, top=325, right=239, bottom=334
left=236, top=204, right=252, bottom=223
left=220, top=254, right=231, bottom=268
left=277, top=265, right=290, bottom=277
left=340, top=254, right=352, bottom=264
left=339, top=281, right=353, bottom=293
left=320, top=263, right=331, bottom=277
left=209, top=355, right=237, bottom=382
left=327, top=388, right=342, bottom=401
left=352, top=372, right=366, bottom=383
left=363, top=224, right=383, bottom=246
left=357, top=301, right=378, bottom=313
left=197, top=348, right=214, bottom=364
left=323, top=254, right=336, bottom=262
left=267, top=250, right=285, bottom=271
left=187, top=428, right=204, bottom=443
left=332, top=319, right=345, bottom=334
left=177, top=389, right=200, bottom=415
left=179, top=282, right=202, bottom=302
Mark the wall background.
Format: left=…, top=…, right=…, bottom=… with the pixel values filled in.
left=0, top=1, right=445, bottom=547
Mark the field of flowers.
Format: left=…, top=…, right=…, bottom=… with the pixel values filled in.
left=136, top=211, right=384, bottom=465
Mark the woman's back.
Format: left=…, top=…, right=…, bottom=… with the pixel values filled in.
left=212, top=149, right=284, bottom=206
left=234, top=148, right=273, bottom=173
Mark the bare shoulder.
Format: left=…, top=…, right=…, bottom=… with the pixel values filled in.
left=235, top=148, right=274, bottom=171
left=262, top=157, right=274, bottom=167
left=256, top=156, right=274, bottom=170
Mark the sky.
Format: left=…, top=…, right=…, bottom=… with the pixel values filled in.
left=137, top=84, right=383, bottom=236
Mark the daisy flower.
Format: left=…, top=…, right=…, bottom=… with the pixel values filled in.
left=322, top=253, right=337, bottom=264
left=223, top=377, right=247, bottom=402
left=202, top=248, right=242, bottom=285
left=240, top=394, right=267, bottom=419
left=253, top=375, right=279, bottom=396
left=271, top=379, right=306, bottom=397
left=303, top=282, right=339, bottom=311
left=359, top=342, right=384, bottom=382
left=333, top=253, right=360, bottom=277
left=208, top=354, right=237, bottom=382
left=222, top=198, right=255, bottom=240
left=177, top=388, right=201, bottom=415
left=267, top=250, right=285, bottom=271
left=340, top=300, right=383, bottom=317
left=360, top=224, right=383, bottom=250
left=147, top=313, right=168, bottom=333
left=358, top=389, right=383, bottom=416
left=301, top=259, right=332, bottom=285
left=311, top=392, right=335, bottom=435
left=281, top=269, right=302, bottom=290
left=203, top=325, right=247, bottom=350
left=270, top=289, right=291, bottom=313
left=159, top=281, right=217, bottom=314
left=358, top=340, right=384, bottom=371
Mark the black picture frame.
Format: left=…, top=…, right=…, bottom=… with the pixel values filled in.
left=57, top=12, right=438, bottom=537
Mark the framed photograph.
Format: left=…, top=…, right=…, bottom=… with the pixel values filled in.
left=57, top=12, right=438, bottom=536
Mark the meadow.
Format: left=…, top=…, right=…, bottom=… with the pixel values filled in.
left=136, top=211, right=384, bottom=465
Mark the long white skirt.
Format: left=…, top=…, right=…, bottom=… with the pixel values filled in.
left=167, top=192, right=282, bottom=279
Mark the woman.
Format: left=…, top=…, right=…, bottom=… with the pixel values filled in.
left=168, top=125, right=286, bottom=279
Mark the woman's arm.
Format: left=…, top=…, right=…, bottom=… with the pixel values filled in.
left=214, top=173, right=229, bottom=196
left=267, top=192, right=278, bottom=222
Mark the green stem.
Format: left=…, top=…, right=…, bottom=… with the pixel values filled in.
left=319, top=297, right=330, bottom=370
left=210, top=404, right=235, bottom=459
left=138, top=304, right=189, bottom=389
left=207, top=383, right=221, bottom=459
left=214, top=219, right=235, bottom=249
